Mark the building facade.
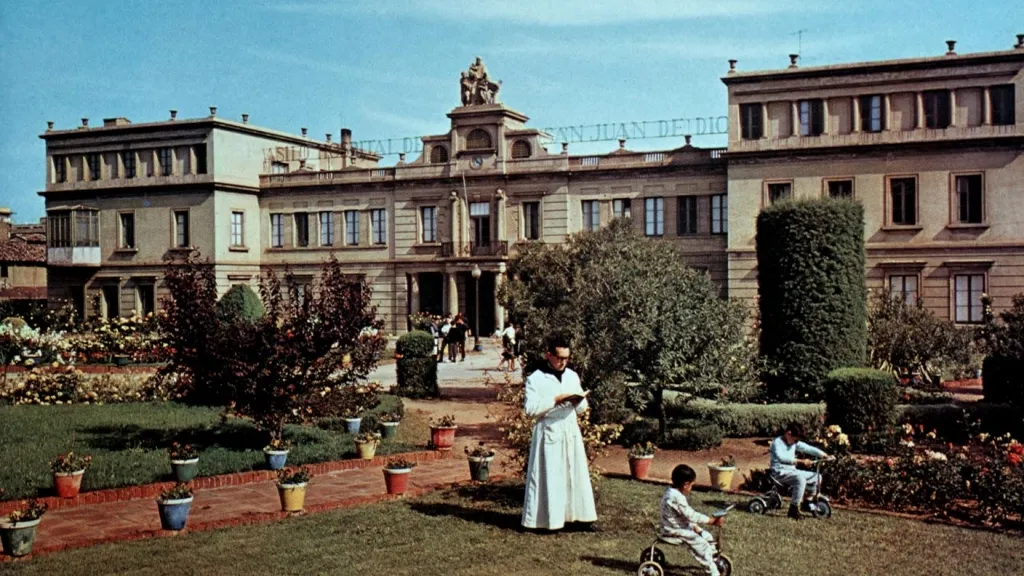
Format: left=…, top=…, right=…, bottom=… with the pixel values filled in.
left=39, top=40, right=1024, bottom=333
left=0, top=208, right=47, bottom=302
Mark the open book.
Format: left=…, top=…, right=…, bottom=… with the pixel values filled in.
left=563, top=390, right=590, bottom=405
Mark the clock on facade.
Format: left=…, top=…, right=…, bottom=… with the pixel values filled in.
left=470, top=155, right=484, bottom=169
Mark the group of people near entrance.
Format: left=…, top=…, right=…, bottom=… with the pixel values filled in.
left=520, top=334, right=833, bottom=576
left=429, top=314, right=469, bottom=362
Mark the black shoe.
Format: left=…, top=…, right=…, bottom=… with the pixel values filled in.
left=788, top=505, right=803, bottom=520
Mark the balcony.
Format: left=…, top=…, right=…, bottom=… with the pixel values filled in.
left=440, top=242, right=455, bottom=257
left=469, top=241, right=508, bottom=257
left=48, top=246, right=101, bottom=267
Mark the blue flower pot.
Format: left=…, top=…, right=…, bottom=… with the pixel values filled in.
left=171, top=458, right=200, bottom=483
left=344, top=418, right=362, bottom=434
left=157, top=497, right=193, bottom=531
left=0, top=519, right=40, bottom=557
left=264, top=450, right=289, bottom=470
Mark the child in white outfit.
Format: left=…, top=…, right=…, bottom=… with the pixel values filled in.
left=659, top=464, right=722, bottom=576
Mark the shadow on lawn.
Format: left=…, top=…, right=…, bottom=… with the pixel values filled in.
left=409, top=502, right=523, bottom=530
left=581, top=555, right=703, bottom=575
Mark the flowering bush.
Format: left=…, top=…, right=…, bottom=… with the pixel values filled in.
left=716, top=454, right=737, bottom=468
left=0, top=368, right=178, bottom=405
left=264, top=439, right=291, bottom=452
left=379, top=412, right=402, bottom=423
left=6, top=499, right=47, bottom=524
left=277, top=466, right=313, bottom=485
left=628, top=442, right=657, bottom=458
left=159, top=483, right=193, bottom=501
left=167, top=442, right=199, bottom=461
left=353, top=432, right=381, bottom=445
left=431, top=414, right=456, bottom=428
left=385, top=457, right=417, bottom=470
left=465, top=442, right=496, bottom=459
left=51, top=451, right=92, bottom=474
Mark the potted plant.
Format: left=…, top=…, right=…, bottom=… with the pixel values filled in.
left=465, top=442, right=496, bottom=482
left=51, top=451, right=92, bottom=498
left=628, top=442, right=657, bottom=481
left=276, top=467, right=312, bottom=513
left=168, top=442, right=200, bottom=483
left=379, top=412, right=402, bottom=440
left=429, top=414, right=457, bottom=451
left=354, top=432, right=381, bottom=460
left=343, top=411, right=362, bottom=435
left=263, top=438, right=291, bottom=470
left=156, top=483, right=194, bottom=531
left=707, top=454, right=737, bottom=491
left=383, top=457, right=416, bottom=495
left=0, top=499, right=47, bottom=557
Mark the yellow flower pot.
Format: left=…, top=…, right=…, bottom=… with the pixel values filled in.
left=356, top=441, right=378, bottom=460
left=707, top=464, right=737, bottom=491
left=278, top=482, right=307, bottom=512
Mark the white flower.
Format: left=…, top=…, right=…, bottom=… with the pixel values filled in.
left=900, top=439, right=915, bottom=448
left=925, top=450, right=947, bottom=462
left=902, top=423, right=914, bottom=435
left=837, top=434, right=850, bottom=447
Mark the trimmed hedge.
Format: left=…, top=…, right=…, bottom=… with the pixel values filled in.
left=663, top=419, right=723, bottom=451
left=395, top=357, right=439, bottom=398
left=983, top=355, right=1024, bottom=406
left=756, top=199, right=867, bottom=401
left=620, top=417, right=660, bottom=446
left=824, top=367, right=899, bottom=435
left=216, top=284, right=264, bottom=323
left=669, top=398, right=824, bottom=438
left=900, top=403, right=1023, bottom=441
left=396, top=330, right=435, bottom=358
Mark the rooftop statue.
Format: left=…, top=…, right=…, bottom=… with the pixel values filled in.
left=460, top=57, right=501, bottom=106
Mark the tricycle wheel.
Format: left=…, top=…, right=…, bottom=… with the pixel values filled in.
left=717, top=553, right=733, bottom=576
left=812, top=499, right=833, bottom=519
left=747, top=497, right=767, bottom=515
left=639, top=546, right=666, bottom=565
left=637, top=561, right=664, bottom=576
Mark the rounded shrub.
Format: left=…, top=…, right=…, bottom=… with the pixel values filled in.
left=824, top=367, right=898, bottom=435
left=395, top=357, right=439, bottom=399
left=756, top=199, right=867, bottom=401
left=215, top=284, right=264, bottom=324
left=1, top=317, right=27, bottom=330
left=396, top=330, right=435, bottom=358
left=663, top=419, right=724, bottom=451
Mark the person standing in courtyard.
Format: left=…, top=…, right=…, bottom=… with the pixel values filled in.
left=497, top=322, right=517, bottom=372
left=521, top=334, right=596, bottom=531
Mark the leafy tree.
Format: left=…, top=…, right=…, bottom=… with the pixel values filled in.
left=216, top=284, right=265, bottom=324
left=978, top=293, right=1024, bottom=405
left=500, top=218, right=759, bottom=427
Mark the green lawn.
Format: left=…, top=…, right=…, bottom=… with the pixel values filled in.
left=4, top=478, right=1020, bottom=575
left=0, top=397, right=425, bottom=500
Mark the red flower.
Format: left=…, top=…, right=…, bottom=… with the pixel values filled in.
left=1009, top=443, right=1024, bottom=456
left=1009, top=453, right=1022, bottom=466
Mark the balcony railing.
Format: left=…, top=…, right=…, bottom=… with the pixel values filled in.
left=440, top=242, right=455, bottom=257
left=469, top=241, right=508, bottom=257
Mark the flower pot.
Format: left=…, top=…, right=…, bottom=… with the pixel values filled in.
left=157, top=497, right=193, bottom=531
left=430, top=426, right=457, bottom=451
left=54, top=469, right=86, bottom=498
left=171, top=458, right=200, bottom=483
left=380, top=421, right=400, bottom=440
left=356, top=441, right=377, bottom=460
left=0, top=518, right=41, bottom=557
left=264, top=449, right=289, bottom=470
left=114, top=355, right=131, bottom=366
left=277, top=482, right=307, bottom=512
left=467, top=456, right=494, bottom=482
left=707, top=464, right=737, bottom=491
left=628, top=455, right=655, bottom=481
left=344, top=417, right=362, bottom=434
left=383, top=468, right=411, bottom=495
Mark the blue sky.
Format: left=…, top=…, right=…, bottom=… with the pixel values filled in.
left=0, top=0, right=1017, bottom=222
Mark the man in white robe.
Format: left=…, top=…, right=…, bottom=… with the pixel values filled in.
left=521, top=335, right=597, bottom=531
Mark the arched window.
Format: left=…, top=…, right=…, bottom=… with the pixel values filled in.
left=430, top=145, right=449, bottom=164
left=466, top=129, right=492, bottom=150
left=511, top=140, right=532, bottom=159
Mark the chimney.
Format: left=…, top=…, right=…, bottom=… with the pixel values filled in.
left=398, top=153, right=406, bottom=163
left=81, top=118, right=89, bottom=128
left=241, top=113, right=249, bottom=124
left=728, top=59, right=737, bottom=73
left=46, top=121, right=54, bottom=131
left=170, top=109, right=177, bottom=121
left=325, top=133, right=332, bottom=143
left=298, top=159, right=307, bottom=170
left=684, top=134, right=692, bottom=146
left=1016, top=34, right=1024, bottom=49
left=618, top=138, right=626, bottom=149
left=788, top=54, right=799, bottom=68
left=341, top=128, right=352, bottom=149
left=209, top=106, right=217, bottom=117
left=561, top=142, right=568, bottom=155
left=301, top=127, right=308, bottom=137
left=946, top=40, right=957, bottom=55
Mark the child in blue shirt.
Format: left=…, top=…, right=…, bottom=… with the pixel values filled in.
left=770, top=422, right=833, bottom=520
left=659, top=464, right=723, bottom=576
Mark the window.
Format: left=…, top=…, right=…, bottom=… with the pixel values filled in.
left=923, top=90, right=951, bottom=129
left=511, top=140, right=531, bottom=159
left=677, top=196, right=697, bottom=235
left=954, top=274, right=985, bottom=324
left=740, top=103, right=763, bottom=139
left=345, top=211, right=359, bottom=245
left=53, top=156, right=67, bottom=183
left=102, top=286, right=120, bottom=319
left=711, top=194, right=728, bottom=235
left=859, top=95, right=884, bottom=132
left=466, top=129, right=492, bottom=150
left=194, top=144, right=208, bottom=174
left=122, top=151, right=136, bottom=179
left=888, top=275, right=919, bottom=306
left=371, top=209, right=387, bottom=245
left=0, top=264, right=6, bottom=278
left=87, top=154, right=101, bottom=180
left=73, top=210, right=99, bottom=247
left=955, top=174, right=983, bottom=224
left=320, top=211, right=334, bottom=246
left=174, top=210, right=190, bottom=248
left=294, top=213, right=310, bottom=247
left=420, top=207, right=436, bottom=243
left=522, top=202, right=540, bottom=240
left=48, top=212, right=71, bottom=247
left=991, top=85, right=1015, bottom=126
left=176, top=147, right=190, bottom=175
left=430, top=146, right=449, bottom=164
left=108, top=154, right=119, bottom=179
left=889, top=177, right=917, bottom=225
left=799, top=99, right=825, bottom=136
left=158, top=148, right=173, bottom=176
left=612, top=199, right=631, bottom=219
left=119, top=213, right=135, bottom=249
left=644, top=197, right=664, bottom=237
left=469, top=202, right=491, bottom=247
left=231, top=211, right=244, bottom=247
left=767, top=182, right=792, bottom=204
left=270, top=214, right=284, bottom=248
left=271, top=162, right=289, bottom=174
left=137, top=284, right=155, bottom=317
left=827, top=179, right=853, bottom=199
left=582, top=200, right=599, bottom=231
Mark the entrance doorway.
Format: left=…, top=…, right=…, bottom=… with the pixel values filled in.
left=462, top=270, right=496, bottom=338
left=417, top=272, right=444, bottom=316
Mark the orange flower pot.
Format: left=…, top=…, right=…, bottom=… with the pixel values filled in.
left=430, top=426, right=457, bottom=451
left=54, top=470, right=85, bottom=498
left=629, top=455, right=654, bottom=480
left=384, top=468, right=411, bottom=495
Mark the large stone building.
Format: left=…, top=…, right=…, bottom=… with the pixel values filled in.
left=39, top=39, right=1024, bottom=333
left=0, top=208, right=47, bottom=303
